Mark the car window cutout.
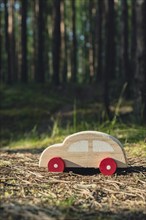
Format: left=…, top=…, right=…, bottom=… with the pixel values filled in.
left=93, top=140, right=114, bottom=152
left=68, top=140, right=88, bottom=152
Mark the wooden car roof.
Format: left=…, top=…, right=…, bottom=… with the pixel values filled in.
left=62, top=131, right=123, bottom=150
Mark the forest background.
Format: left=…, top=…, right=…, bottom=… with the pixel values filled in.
left=0, top=0, right=146, bottom=147
left=0, top=0, right=146, bottom=152
left=0, top=1, right=146, bottom=220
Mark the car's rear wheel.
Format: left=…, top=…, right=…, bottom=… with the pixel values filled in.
left=48, top=157, right=65, bottom=172
left=99, top=158, right=117, bottom=176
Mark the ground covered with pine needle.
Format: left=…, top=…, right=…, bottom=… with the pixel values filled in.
left=0, top=148, right=146, bottom=220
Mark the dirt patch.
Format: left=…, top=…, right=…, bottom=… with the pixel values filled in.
left=0, top=151, right=146, bottom=220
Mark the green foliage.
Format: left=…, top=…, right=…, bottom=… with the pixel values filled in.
left=111, top=82, right=128, bottom=127
left=0, top=84, right=145, bottom=155
left=73, top=98, right=77, bottom=132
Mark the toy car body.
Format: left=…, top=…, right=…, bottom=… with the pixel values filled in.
left=39, top=131, right=128, bottom=175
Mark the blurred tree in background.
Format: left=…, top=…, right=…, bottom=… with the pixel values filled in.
left=0, top=0, right=146, bottom=122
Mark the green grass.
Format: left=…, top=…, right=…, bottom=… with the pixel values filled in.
left=0, top=84, right=146, bottom=156
left=1, top=123, right=145, bottom=160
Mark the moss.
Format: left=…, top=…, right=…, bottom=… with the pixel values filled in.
left=0, top=160, right=11, bottom=167
left=125, top=141, right=146, bottom=157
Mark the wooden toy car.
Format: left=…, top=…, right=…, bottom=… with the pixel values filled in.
left=39, top=131, right=128, bottom=175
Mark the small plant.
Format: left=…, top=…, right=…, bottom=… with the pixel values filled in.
left=73, top=98, right=77, bottom=132
left=111, top=82, right=128, bottom=127
left=51, top=116, right=61, bottom=137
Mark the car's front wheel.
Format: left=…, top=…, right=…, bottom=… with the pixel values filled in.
left=99, top=157, right=117, bottom=176
left=48, top=157, right=65, bottom=172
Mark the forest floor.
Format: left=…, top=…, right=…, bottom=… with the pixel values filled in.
left=0, top=84, right=146, bottom=219
left=0, top=147, right=146, bottom=220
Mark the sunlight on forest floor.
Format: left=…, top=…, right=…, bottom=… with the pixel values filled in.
left=1, top=125, right=145, bottom=155
left=1, top=84, right=146, bottom=148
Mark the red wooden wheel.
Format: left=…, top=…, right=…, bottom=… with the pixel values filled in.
left=48, top=157, right=65, bottom=172
left=99, top=158, right=117, bottom=176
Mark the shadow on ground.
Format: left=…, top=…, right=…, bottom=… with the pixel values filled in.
left=0, top=202, right=146, bottom=220
left=65, top=166, right=146, bottom=175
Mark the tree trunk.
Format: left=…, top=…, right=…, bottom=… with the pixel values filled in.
left=36, top=0, right=45, bottom=83
left=96, top=0, right=103, bottom=81
left=133, top=0, right=146, bottom=122
left=21, top=0, right=28, bottom=83
left=52, top=0, right=61, bottom=85
left=0, top=4, right=2, bottom=81
left=120, top=0, right=130, bottom=97
left=104, top=0, right=115, bottom=120
left=71, top=0, right=77, bottom=82
left=43, top=1, right=50, bottom=82
left=61, top=0, right=67, bottom=84
left=4, top=0, right=11, bottom=83
left=142, top=0, right=146, bottom=122
left=88, top=0, right=94, bottom=82
left=82, top=2, right=89, bottom=82
left=16, top=6, right=22, bottom=82
left=9, top=0, right=17, bottom=83
left=33, top=0, right=38, bottom=82
left=130, top=0, right=136, bottom=79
